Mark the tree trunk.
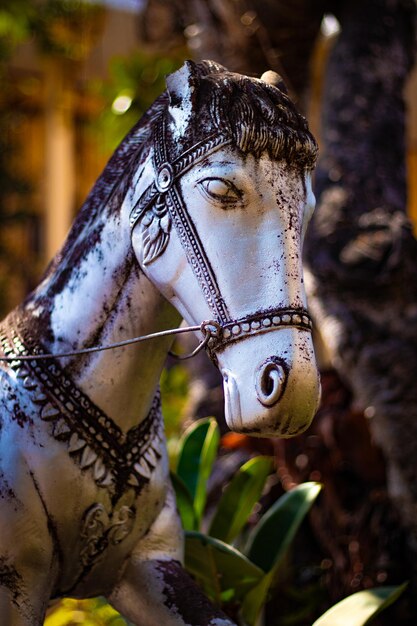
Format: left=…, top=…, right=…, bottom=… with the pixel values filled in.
left=140, top=0, right=327, bottom=105
left=304, top=0, right=417, bottom=532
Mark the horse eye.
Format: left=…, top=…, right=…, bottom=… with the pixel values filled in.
left=199, top=178, right=242, bottom=204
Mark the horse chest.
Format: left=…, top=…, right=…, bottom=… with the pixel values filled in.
left=0, top=325, right=169, bottom=596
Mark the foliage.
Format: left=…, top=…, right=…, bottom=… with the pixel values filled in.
left=33, top=0, right=105, bottom=61
left=45, top=596, right=131, bottom=625
left=160, top=363, right=190, bottom=440
left=0, top=0, right=34, bottom=63
left=0, top=0, right=104, bottom=314
left=173, top=418, right=406, bottom=626
left=173, top=418, right=322, bottom=625
left=312, top=584, right=408, bottom=626
left=90, top=48, right=185, bottom=153
left=160, top=363, right=191, bottom=469
left=0, top=2, right=37, bottom=314
left=0, top=1, right=105, bottom=65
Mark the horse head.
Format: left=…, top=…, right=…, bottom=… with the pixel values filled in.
left=129, top=60, right=320, bottom=438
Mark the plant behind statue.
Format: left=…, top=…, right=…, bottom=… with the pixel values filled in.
left=172, top=419, right=406, bottom=626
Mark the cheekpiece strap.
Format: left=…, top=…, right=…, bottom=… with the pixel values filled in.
left=129, top=114, right=232, bottom=323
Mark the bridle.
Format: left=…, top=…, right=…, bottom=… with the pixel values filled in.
left=0, top=113, right=313, bottom=364
left=130, top=112, right=313, bottom=361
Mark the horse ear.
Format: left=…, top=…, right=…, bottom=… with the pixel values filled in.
left=166, top=60, right=199, bottom=108
left=260, top=70, right=288, bottom=95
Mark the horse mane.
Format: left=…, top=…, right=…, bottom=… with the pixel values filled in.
left=36, top=93, right=168, bottom=295
left=166, top=60, right=317, bottom=171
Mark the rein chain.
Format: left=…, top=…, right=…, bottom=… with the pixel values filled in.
left=0, top=321, right=219, bottom=363
left=0, top=308, right=313, bottom=364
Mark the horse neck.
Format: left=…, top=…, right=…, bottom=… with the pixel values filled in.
left=16, top=132, right=180, bottom=432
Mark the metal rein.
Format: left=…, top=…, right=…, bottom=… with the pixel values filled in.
left=0, top=321, right=221, bottom=363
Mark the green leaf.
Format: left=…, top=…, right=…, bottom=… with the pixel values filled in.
left=209, top=456, right=273, bottom=544
left=170, top=472, right=198, bottom=531
left=240, top=571, right=272, bottom=626
left=312, top=583, right=408, bottom=626
left=160, top=364, right=190, bottom=440
left=245, top=482, right=322, bottom=573
left=44, top=597, right=132, bottom=625
left=176, top=418, right=220, bottom=524
left=241, top=483, right=321, bottom=626
left=184, top=531, right=264, bottom=605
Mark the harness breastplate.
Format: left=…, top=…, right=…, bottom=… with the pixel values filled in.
left=0, top=316, right=163, bottom=498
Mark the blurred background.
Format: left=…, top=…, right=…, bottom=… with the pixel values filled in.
left=0, top=1, right=416, bottom=313
left=1, top=0, right=417, bottom=624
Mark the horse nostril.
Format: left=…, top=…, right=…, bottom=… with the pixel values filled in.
left=255, top=358, right=287, bottom=407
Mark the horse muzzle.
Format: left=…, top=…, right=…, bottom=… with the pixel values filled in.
left=207, top=313, right=321, bottom=438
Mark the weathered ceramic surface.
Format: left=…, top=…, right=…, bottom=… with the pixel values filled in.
left=0, top=60, right=319, bottom=625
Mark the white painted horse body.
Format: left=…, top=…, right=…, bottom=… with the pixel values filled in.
left=0, top=61, right=320, bottom=625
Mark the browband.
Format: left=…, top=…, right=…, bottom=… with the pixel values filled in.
left=129, top=125, right=231, bottom=230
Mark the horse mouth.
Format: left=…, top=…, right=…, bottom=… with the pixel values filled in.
left=222, top=369, right=242, bottom=431
left=219, top=352, right=320, bottom=438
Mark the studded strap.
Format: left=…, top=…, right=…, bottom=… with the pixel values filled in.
left=131, top=114, right=231, bottom=323
left=206, top=307, right=313, bottom=358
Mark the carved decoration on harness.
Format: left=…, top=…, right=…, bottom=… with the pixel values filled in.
left=0, top=318, right=163, bottom=497
left=80, top=502, right=136, bottom=568
left=141, top=193, right=172, bottom=265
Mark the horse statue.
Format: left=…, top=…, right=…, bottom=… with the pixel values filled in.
left=0, top=60, right=320, bottom=625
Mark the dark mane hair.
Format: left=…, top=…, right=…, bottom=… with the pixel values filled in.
left=166, top=60, right=318, bottom=171
left=36, top=93, right=168, bottom=292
